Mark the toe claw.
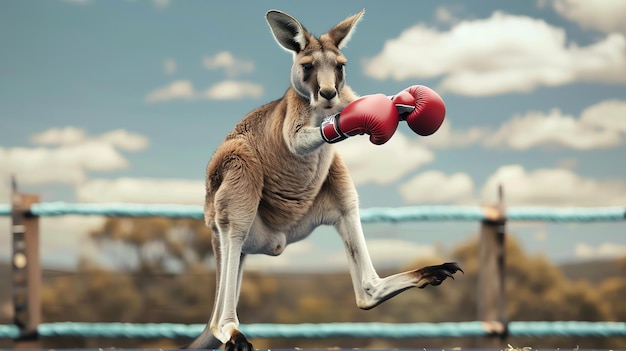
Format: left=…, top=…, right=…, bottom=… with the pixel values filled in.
left=415, top=261, right=463, bottom=288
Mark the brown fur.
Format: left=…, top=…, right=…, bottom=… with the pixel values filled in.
left=206, top=89, right=353, bottom=235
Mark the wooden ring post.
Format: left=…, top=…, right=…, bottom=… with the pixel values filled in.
left=10, top=176, right=41, bottom=348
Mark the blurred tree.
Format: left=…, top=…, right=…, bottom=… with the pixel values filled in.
left=42, top=268, right=142, bottom=323
left=37, top=223, right=625, bottom=350
left=598, top=256, right=626, bottom=322
left=89, top=217, right=213, bottom=320
left=399, top=233, right=618, bottom=349
left=40, top=217, right=287, bottom=348
left=402, top=233, right=611, bottom=323
left=85, top=217, right=213, bottom=273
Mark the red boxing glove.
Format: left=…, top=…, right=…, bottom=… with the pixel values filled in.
left=391, top=85, right=446, bottom=136
left=321, top=94, right=399, bottom=145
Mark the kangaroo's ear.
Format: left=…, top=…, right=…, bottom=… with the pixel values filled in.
left=266, top=10, right=310, bottom=53
left=327, top=9, right=365, bottom=49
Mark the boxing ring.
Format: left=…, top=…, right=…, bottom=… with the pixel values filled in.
left=1, top=193, right=625, bottom=348
left=1, top=321, right=626, bottom=339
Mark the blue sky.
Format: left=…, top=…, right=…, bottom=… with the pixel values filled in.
left=1, top=0, right=625, bottom=271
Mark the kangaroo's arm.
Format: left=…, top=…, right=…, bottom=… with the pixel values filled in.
left=283, top=87, right=359, bottom=155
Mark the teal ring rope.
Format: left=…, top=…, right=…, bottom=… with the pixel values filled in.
left=1, top=203, right=624, bottom=222
left=1, top=322, right=626, bottom=339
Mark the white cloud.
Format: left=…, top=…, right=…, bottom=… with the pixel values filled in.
left=579, top=99, right=626, bottom=133
left=485, top=109, right=621, bottom=150
left=62, top=0, right=92, bottom=4
left=98, top=129, right=150, bottom=151
left=76, top=177, right=204, bottom=205
left=435, top=7, right=454, bottom=24
left=481, top=165, right=626, bottom=206
left=556, top=158, right=578, bottom=170
left=485, top=100, right=626, bottom=150
left=202, top=80, right=263, bottom=100
left=417, top=121, right=489, bottom=149
left=551, top=0, right=626, bottom=34
left=434, top=6, right=462, bottom=25
left=1, top=128, right=148, bottom=193
left=364, top=11, right=626, bottom=96
left=0, top=143, right=128, bottom=186
left=31, top=127, right=149, bottom=151
left=575, top=242, right=626, bottom=260
left=163, top=58, right=177, bottom=75
left=125, top=0, right=170, bottom=10
left=145, top=80, right=195, bottom=103
left=398, top=171, right=474, bottom=204
left=335, top=132, right=434, bottom=186
left=153, top=0, right=169, bottom=10
left=30, top=126, right=86, bottom=145
left=203, top=51, right=255, bottom=77
left=145, top=79, right=263, bottom=102
left=415, top=99, right=626, bottom=151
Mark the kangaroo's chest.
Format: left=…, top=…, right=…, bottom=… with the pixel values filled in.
left=257, top=146, right=334, bottom=229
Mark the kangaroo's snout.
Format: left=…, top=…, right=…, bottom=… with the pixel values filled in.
left=319, top=88, right=337, bottom=101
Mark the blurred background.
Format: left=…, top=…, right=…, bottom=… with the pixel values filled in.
left=1, top=0, right=625, bottom=349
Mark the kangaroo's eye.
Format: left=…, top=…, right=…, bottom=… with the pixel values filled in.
left=302, top=63, right=314, bottom=72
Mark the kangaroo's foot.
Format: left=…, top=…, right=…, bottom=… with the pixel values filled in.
left=225, top=330, right=254, bottom=351
left=416, top=262, right=463, bottom=288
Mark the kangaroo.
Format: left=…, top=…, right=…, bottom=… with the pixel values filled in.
left=187, top=9, right=462, bottom=351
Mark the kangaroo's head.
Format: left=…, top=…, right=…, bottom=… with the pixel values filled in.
left=266, top=9, right=364, bottom=112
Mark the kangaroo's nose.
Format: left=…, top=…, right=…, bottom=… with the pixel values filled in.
left=319, top=88, right=337, bottom=101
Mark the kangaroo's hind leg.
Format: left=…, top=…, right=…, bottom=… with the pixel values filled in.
left=324, top=155, right=463, bottom=311
left=188, top=142, right=262, bottom=351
